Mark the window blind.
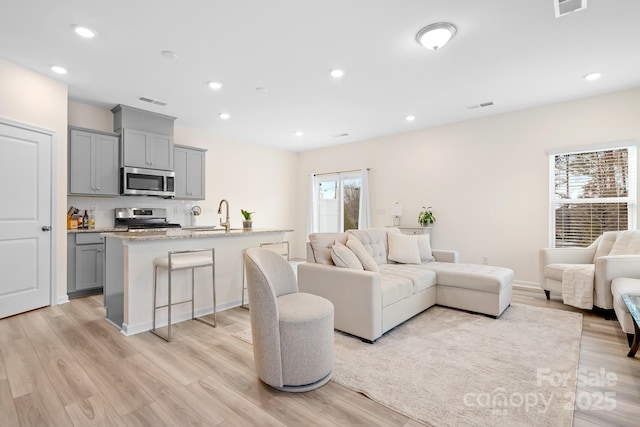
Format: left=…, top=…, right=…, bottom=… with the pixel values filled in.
left=550, top=146, right=636, bottom=247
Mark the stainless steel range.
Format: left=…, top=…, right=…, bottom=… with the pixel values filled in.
left=115, top=208, right=182, bottom=231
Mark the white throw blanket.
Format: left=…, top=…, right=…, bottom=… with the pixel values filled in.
left=562, top=265, right=595, bottom=309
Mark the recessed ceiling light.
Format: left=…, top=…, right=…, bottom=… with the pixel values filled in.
left=295, top=131, right=304, bottom=137
left=330, top=69, right=344, bottom=78
left=416, top=22, right=457, bottom=51
left=208, top=81, right=223, bottom=90
left=405, top=115, right=416, bottom=121
left=219, top=113, right=230, bottom=120
left=583, top=72, right=602, bottom=81
left=161, top=50, right=178, bottom=59
left=50, top=65, right=68, bottom=74
left=73, top=25, right=96, bottom=38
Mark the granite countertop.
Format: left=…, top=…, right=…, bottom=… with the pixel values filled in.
left=68, top=227, right=128, bottom=233
left=101, top=228, right=293, bottom=241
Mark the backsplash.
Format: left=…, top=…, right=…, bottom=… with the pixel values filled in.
left=67, top=196, right=218, bottom=228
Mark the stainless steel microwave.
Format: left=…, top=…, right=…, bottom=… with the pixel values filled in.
left=121, top=167, right=175, bottom=197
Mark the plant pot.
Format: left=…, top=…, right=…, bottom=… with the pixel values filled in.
left=243, top=220, right=252, bottom=229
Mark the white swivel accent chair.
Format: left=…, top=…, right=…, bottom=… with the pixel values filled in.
left=244, top=247, right=334, bottom=392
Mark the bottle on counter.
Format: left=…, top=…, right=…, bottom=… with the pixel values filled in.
left=89, top=209, right=96, bottom=229
left=83, top=210, right=89, bottom=229
left=77, top=214, right=83, bottom=229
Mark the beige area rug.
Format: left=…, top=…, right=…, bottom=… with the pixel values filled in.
left=233, top=303, right=582, bottom=427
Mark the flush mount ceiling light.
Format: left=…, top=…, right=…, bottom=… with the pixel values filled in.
left=405, top=115, right=416, bottom=121
left=72, top=25, right=96, bottom=38
left=50, top=65, right=68, bottom=74
left=330, top=68, right=344, bottom=78
left=219, top=113, right=230, bottom=120
left=208, top=81, right=223, bottom=90
left=583, top=71, right=602, bottom=81
left=416, top=22, right=457, bottom=51
left=295, top=131, right=304, bottom=137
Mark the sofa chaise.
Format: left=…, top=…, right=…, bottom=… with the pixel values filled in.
left=297, top=227, right=513, bottom=342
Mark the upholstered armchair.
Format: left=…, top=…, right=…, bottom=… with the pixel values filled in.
left=539, top=231, right=640, bottom=310
left=244, top=247, right=334, bottom=392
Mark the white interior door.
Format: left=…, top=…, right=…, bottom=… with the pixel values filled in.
left=0, top=120, right=52, bottom=318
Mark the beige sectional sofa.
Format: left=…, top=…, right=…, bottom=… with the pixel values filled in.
left=297, top=228, right=513, bottom=342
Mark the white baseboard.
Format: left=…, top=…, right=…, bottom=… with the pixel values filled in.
left=119, top=299, right=241, bottom=337
left=513, top=280, right=541, bottom=289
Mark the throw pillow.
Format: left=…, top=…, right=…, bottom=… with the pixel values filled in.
left=387, top=232, right=421, bottom=264
left=346, top=235, right=380, bottom=272
left=331, top=242, right=364, bottom=270
left=609, top=230, right=640, bottom=255
left=309, top=233, right=348, bottom=265
left=416, top=234, right=435, bottom=261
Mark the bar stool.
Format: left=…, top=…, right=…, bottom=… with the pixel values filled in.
left=151, top=248, right=216, bottom=342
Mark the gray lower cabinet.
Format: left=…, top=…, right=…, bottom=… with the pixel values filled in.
left=122, top=128, right=173, bottom=171
left=174, top=145, right=206, bottom=199
left=69, top=127, right=119, bottom=196
left=67, top=233, right=104, bottom=298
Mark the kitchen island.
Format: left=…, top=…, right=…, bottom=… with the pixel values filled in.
left=103, top=228, right=292, bottom=335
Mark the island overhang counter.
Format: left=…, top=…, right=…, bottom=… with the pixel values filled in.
left=102, top=228, right=292, bottom=335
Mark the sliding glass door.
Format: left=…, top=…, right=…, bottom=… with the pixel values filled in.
left=317, top=173, right=361, bottom=232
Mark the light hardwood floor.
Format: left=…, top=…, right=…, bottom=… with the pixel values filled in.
left=0, top=286, right=639, bottom=426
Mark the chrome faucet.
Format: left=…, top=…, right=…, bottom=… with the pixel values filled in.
left=217, top=199, right=230, bottom=232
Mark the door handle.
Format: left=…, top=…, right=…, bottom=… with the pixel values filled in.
left=42, top=226, right=51, bottom=231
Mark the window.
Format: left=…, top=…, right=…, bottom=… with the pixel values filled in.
left=549, top=144, right=636, bottom=247
left=317, top=173, right=361, bottom=232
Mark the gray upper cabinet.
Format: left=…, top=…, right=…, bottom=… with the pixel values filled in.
left=112, top=104, right=176, bottom=172
left=174, top=145, right=206, bottom=200
left=122, top=128, right=173, bottom=171
left=69, top=127, right=119, bottom=196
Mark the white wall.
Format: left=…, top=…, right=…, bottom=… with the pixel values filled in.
left=295, top=87, right=640, bottom=286
left=0, top=58, right=69, bottom=303
left=68, top=100, right=113, bottom=132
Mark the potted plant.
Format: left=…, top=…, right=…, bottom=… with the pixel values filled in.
left=241, top=209, right=255, bottom=229
left=418, top=206, right=436, bottom=227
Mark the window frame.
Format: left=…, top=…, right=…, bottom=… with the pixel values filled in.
left=548, top=141, right=638, bottom=247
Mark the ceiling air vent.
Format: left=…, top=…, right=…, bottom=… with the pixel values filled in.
left=138, top=96, right=168, bottom=107
left=554, top=0, right=587, bottom=18
left=466, top=101, right=494, bottom=110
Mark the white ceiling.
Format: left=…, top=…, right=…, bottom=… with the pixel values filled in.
left=1, top=0, right=639, bottom=152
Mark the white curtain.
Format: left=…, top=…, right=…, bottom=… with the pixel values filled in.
left=358, top=168, right=371, bottom=229
left=306, top=173, right=319, bottom=238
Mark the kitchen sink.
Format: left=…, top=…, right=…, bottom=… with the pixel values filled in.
left=183, top=226, right=219, bottom=231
